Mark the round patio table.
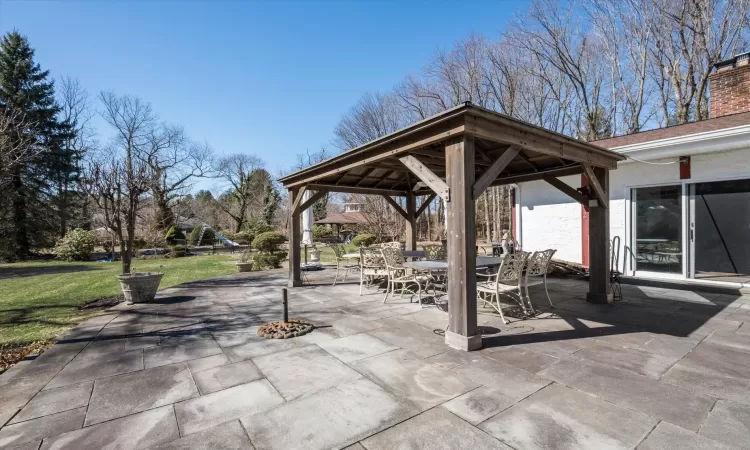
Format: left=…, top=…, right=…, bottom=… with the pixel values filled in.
left=403, top=256, right=504, bottom=270
left=342, top=252, right=360, bottom=259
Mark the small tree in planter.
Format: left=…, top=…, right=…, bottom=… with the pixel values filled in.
left=251, top=231, right=287, bottom=269
left=236, top=247, right=254, bottom=272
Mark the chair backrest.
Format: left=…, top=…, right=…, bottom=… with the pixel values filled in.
left=360, top=246, right=384, bottom=268
left=422, top=244, right=446, bottom=260
left=495, top=251, right=528, bottom=283
left=526, top=249, right=556, bottom=277
left=610, top=236, right=621, bottom=273
left=380, top=247, right=405, bottom=270
left=330, top=244, right=346, bottom=259
left=380, top=241, right=402, bottom=249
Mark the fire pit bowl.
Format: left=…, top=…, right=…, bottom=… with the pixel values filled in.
left=257, top=320, right=314, bottom=339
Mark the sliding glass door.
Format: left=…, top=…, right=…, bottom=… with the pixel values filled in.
left=631, top=185, right=683, bottom=276
left=688, top=179, right=750, bottom=283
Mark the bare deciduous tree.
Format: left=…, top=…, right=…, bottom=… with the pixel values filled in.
left=333, top=92, right=406, bottom=150
left=214, top=153, right=266, bottom=233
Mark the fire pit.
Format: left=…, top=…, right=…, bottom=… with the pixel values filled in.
left=257, top=320, right=314, bottom=339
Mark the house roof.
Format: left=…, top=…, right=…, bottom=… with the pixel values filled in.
left=278, top=103, right=624, bottom=195
left=593, top=111, right=750, bottom=149
left=315, top=212, right=367, bottom=225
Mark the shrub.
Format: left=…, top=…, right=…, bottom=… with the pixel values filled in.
left=164, top=226, right=186, bottom=244
left=246, top=219, right=273, bottom=237
left=351, top=234, right=376, bottom=247
left=252, top=252, right=285, bottom=270
left=188, top=225, right=202, bottom=245
left=229, top=231, right=254, bottom=245
left=142, top=229, right=167, bottom=249
left=252, top=231, right=287, bottom=253
left=201, top=228, right=216, bottom=245
left=170, top=244, right=186, bottom=258
left=55, top=228, right=97, bottom=261
left=132, top=236, right=147, bottom=250
left=313, top=225, right=333, bottom=239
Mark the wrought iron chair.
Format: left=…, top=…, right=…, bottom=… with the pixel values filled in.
left=476, top=252, right=530, bottom=324
left=379, top=241, right=403, bottom=249
left=610, top=236, right=623, bottom=302
left=359, top=246, right=387, bottom=295
left=330, top=244, right=358, bottom=286
left=522, top=249, right=557, bottom=313
left=381, top=247, right=429, bottom=305
left=420, top=244, right=447, bottom=293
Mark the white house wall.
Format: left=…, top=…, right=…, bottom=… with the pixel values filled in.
left=517, top=145, right=750, bottom=274
left=518, top=175, right=582, bottom=263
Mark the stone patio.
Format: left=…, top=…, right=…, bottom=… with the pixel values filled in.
left=2, top=269, right=750, bottom=449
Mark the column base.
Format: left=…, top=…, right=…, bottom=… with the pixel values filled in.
left=288, top=279, right=303, bottom=288
left=586, top=292, right=613, bottom=304
left=445, top=330, right=482, bottom=351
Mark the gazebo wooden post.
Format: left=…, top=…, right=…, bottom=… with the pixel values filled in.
left=585, top=166, right=612, bottom=303
left=288, top=187, right=302, bottom=287
left=444, top=136, right=481, bottom=351
left=405, top=193, right=417, bottom=251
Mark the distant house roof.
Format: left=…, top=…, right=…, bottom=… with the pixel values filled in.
left=593, top=111, right=750, bottom=149
left=176, top=215, right=210, bottom=230
left=315, top=212, right=367, bottom=225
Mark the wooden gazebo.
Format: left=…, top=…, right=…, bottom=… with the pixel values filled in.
left=279, top=103, right=625, bottom=351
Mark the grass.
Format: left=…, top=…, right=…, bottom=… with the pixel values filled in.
left=0, top=255, right=237, bottom=347
left=309, top=244, right=359, bottom=264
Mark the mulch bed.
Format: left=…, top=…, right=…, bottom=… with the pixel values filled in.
left=0, top=341, right=51, bottom=374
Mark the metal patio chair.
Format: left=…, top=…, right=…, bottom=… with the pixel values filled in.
left=330, top=244, right=358, bottom=286
left=522, top=249, right=557, bottom=313
left=381, top=247, right=429, bottom=305
left=476, top=251, right=530, bottom=324
left=359, top=246, right=387, bottom=295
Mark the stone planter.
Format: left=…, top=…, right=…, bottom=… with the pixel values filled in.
left=118, top=272, right=163, bottom=304
left=236, top=262, right=254, bottom=273
left=309, top=250, right=321, bottom=262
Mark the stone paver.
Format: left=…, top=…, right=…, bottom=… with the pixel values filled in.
left=40, top=405, right=179, bottom=450
left=222, top=339, right=297, bottom=363
left=150, top=420, right=253, bottom=450
left=241, top=378, right=416, bottom=450
left=539, top=356, right=714, bottom=431
left=481, top=383, right=656, bottom=449
left=3, top=272, right=750, bottom=449
left=699, top=400, right=750, bottom=448
left=318, top=333, right=398, bottom=362
left=10, top=381, right=92, bottom=424
left=85, top=362, right=198, bottom=425
left=639, top=422, right=738, bottom=450
left=192, top=360, right=263, bottom=394
left=351, top=349, right=478, bottom=410
left=44, top=349, right=143, bottom=390
left=253, top=345, right=362, bottom=400
left=143, top=337, right=222, bottom=368
left=174, top=379, right=284, bottom=436
left=0, top=407, right=86, bottom=448
left=362, top=407, right=510, bottom=450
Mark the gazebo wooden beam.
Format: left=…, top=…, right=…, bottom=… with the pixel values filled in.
left=582, top=163, right=608, bottom=209
left=298, top=189, right=328, bottom=212
left=416, top=193, right=437, bottom=217
left=287, top=187, right=302, bottom=287
left=543, top=176, right=589, bottom=205
left=289, top=186, right=307, bottom=214
left=444, top=135, right=480, bottom=351
left=493, top=165, right=583, bottom=185
left=586, top=166, right=612, bottom=304
left=307, top=183, right=408, bottom=197
left=473, top=146, right=520, bottom=199
left=381, top=195, right=408, bottom=219
left=399, top=155, right=450, bottom=201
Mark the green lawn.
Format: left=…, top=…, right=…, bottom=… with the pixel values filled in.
left=0, top=255, right=237, bottom=346
left=311, top=244, right=359, bottom=264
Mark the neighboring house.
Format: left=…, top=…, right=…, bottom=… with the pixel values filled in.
left=516, top=52, right=750, bottom=288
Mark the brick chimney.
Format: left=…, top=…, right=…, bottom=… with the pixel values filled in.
left=710, top=52, right=750, bottom=118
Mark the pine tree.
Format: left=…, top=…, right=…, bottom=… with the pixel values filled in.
left=0, top=31, right=70, bottom=258
left=261, top=181, right=279, bottom=226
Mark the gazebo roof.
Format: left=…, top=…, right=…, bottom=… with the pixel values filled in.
left=315, top=212, right=367, bottom=225
left=278, top=103, right=625, bottom=196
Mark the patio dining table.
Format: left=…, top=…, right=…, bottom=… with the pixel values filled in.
left=342, top=250, right=426, bottom=259
left=403, top=256, right=504, bottom=270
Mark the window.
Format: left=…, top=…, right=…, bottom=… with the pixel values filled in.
left=632, top=185, right=682, bottom=274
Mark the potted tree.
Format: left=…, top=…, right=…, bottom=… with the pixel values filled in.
left=82, top=92, right=166, bottom=304
left=236, top=247, right=254, bottom=272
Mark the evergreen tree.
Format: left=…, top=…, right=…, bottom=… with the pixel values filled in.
left=261, top=181, right=279, bottom=226
left=0, top=31, right=70, bottom=258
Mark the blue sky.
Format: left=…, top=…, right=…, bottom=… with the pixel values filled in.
left=0, top=0, right=527, bottom=187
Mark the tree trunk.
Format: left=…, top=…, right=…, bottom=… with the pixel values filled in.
left=153, top=190, right=174, bottom=231
left=483, top=190, right=491, bottom=242
left=426, top=202, right=431, bottom=241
